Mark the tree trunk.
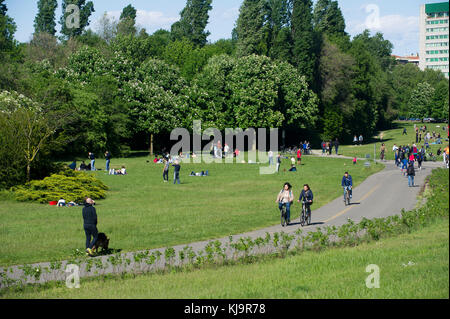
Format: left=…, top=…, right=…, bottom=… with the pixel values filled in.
left=26, top=163, right=31, bottom=183
left=149, top=133, right=154, bottom=156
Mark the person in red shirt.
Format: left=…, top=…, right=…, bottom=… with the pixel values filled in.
left=297, top=148, right=302, bottom=165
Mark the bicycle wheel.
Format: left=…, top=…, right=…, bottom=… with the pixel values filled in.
left=300, top=205, right=306, bottom=227
left=307, top=209, right=311, bottom=225
left=346, top=191, right=350, bottom=206
left=344, top=190, right=348, bottom=206
left=281, top=206, right=287, bottom=227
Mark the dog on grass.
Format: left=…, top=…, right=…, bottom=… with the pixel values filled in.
left=93, top=232, right=109, bottom=253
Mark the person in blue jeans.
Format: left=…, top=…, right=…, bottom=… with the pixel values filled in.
left=172, top=160, right=181, bottom=184
left=407, top=163, right=415, bottom=187
left=298, top=184, right=313, bottom=216
left=89, top=152, right=96, bottom=171
left=82, top=198, right=98, bottom=256
left=105, top=151, right=111, bottom=172
left=341, top=172, right=353, bottom=201
left=276, top=182, right=294, bottom=224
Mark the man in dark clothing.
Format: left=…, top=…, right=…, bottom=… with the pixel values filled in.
left=88, top=152, right=96, bottom=171
left=407, top=163, right=415, bottom=187
left=172, top=160, right=181, bottom=184
left=334, top=139, right=339, bottom=155
left=82, top=198, right=98, bottom=256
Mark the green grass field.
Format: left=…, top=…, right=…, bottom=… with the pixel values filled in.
left=2, top=215, right=447, bottom=299
left=338, top=121, right=449, bottom=161
left=0, top=156, right=383, bottom=267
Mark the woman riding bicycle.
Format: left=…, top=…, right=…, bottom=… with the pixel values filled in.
left=298, top=184, right=313, bottom=217
left=276, top=182, right=294, bottom=225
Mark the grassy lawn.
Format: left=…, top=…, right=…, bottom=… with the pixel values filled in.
left=0, top=156, right=383, bottom=267
left=2, top=215, right=447, bottom=299
left=338, top=121, right=449, bottom=161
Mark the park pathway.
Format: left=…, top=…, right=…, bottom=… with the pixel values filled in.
left=0, top=158, right=445, bottom=288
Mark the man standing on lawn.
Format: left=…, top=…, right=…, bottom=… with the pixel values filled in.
left=297, top=147, right=302, bottom=165
left=82, top=198, right=98, bottom=256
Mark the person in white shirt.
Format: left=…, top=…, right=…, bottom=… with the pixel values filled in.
left=268, top=151, right=274, bottom=165
left=224, top=144, right=230, bottom=157
left=57, top=198, right=66, bottom=207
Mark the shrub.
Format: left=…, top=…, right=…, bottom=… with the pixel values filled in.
left=11, top=169, right=108, bottom=203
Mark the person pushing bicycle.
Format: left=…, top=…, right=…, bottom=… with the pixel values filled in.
left=298, top=184, right=313, bottom=217
left=341, top=172, right=353, bottom=202
left=276, top=182, right=294, bottom=224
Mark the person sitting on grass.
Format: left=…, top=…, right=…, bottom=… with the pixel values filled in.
left=79, top=161, right=87, bottom=171
left=68, top=160, right=76, bottom=170
left=57, top=198, right=66, bottom=207
left=289, top=164, right=297, bottom=172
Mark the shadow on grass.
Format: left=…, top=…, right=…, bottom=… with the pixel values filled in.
left=94, top=248, right=122, bottom=256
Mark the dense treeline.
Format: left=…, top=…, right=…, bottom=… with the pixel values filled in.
left=0, top=0, right=448, bottom=189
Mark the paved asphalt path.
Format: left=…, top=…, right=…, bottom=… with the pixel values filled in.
left=0, top=159, right=445, bottom=287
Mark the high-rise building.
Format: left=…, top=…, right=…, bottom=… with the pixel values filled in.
left=419, top=2, right=449, bottom=78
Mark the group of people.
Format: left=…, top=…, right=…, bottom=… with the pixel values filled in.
left=393, top=144, right=423, bottom=187
left=275, top=172, right=353, bottom=225
left=412, top=124, right=447, bottom=145
left=353, top=135, right=364, bottom=146
left=321, top=139, right=340, bottom=155
left=68, top=151, right=117, bottom=173
left=160, top=154, right=181, bottom=184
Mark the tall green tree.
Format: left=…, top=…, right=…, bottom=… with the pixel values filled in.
left=171, top=0, right=213, bottom=46
left=267, top=0, right=292, bottom=61
left=59, top=0, right=95, bottom=39
left=291, top=0, right=316, bottom=85
left=34, top=0, right=58, bottom=35
left=117, top=4, right=137, bottom=37
left=313, top=0, right=346, bottom=36
left=235, top=0, right=267, bottom=57
left=408, top=82, right=435, bottom=119
left=0, top=0, right=17, bottom=56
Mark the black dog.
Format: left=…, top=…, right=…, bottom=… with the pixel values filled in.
left=93, top=232, right=109, bottom=253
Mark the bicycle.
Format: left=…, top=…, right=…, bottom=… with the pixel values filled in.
left=344, top=186, right=351, bottom=206
left=300, top=201, right=311, bottom=227
left=280, top=203, right=288, bottom=227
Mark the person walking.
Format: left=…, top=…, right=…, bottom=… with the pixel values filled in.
left=163, top=158, right=170, bottom=182
left=297, top=147, right=302, bottom=165
left=353, top=135, right=358, bottom=146
left=172, top=160, right=181, bottom=184
left=217, top=140, right=222, bottom=158
left=334, top=138, right=339, bottom=155
left=224, top=143, right=230, bottom=157
left=402, top=127, right=407, bottom=135
left=380, top=143, right=386, bottom=161
left=88, top=152, right=96, bottom=171
left=407, top=162, right=415, bottom=187
left=358, top=134, right=363, bottom=146
left=105, top=151, right=111, bottom=173
left=82, top=198, right=98, bottom=256
left=417, top=151, right=423, bottom=171
left=268, top=150, right=274, bottom=165
left=276, top=154, right=281, bottom=172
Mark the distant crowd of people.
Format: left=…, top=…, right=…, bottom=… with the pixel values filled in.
left=68, top=151, right=127, bottom=175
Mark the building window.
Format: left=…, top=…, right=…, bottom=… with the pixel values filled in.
left=426, top=42, right=449, bottom=47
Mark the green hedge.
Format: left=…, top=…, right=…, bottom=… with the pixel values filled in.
left=11, top=169, right=108, bottom=204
